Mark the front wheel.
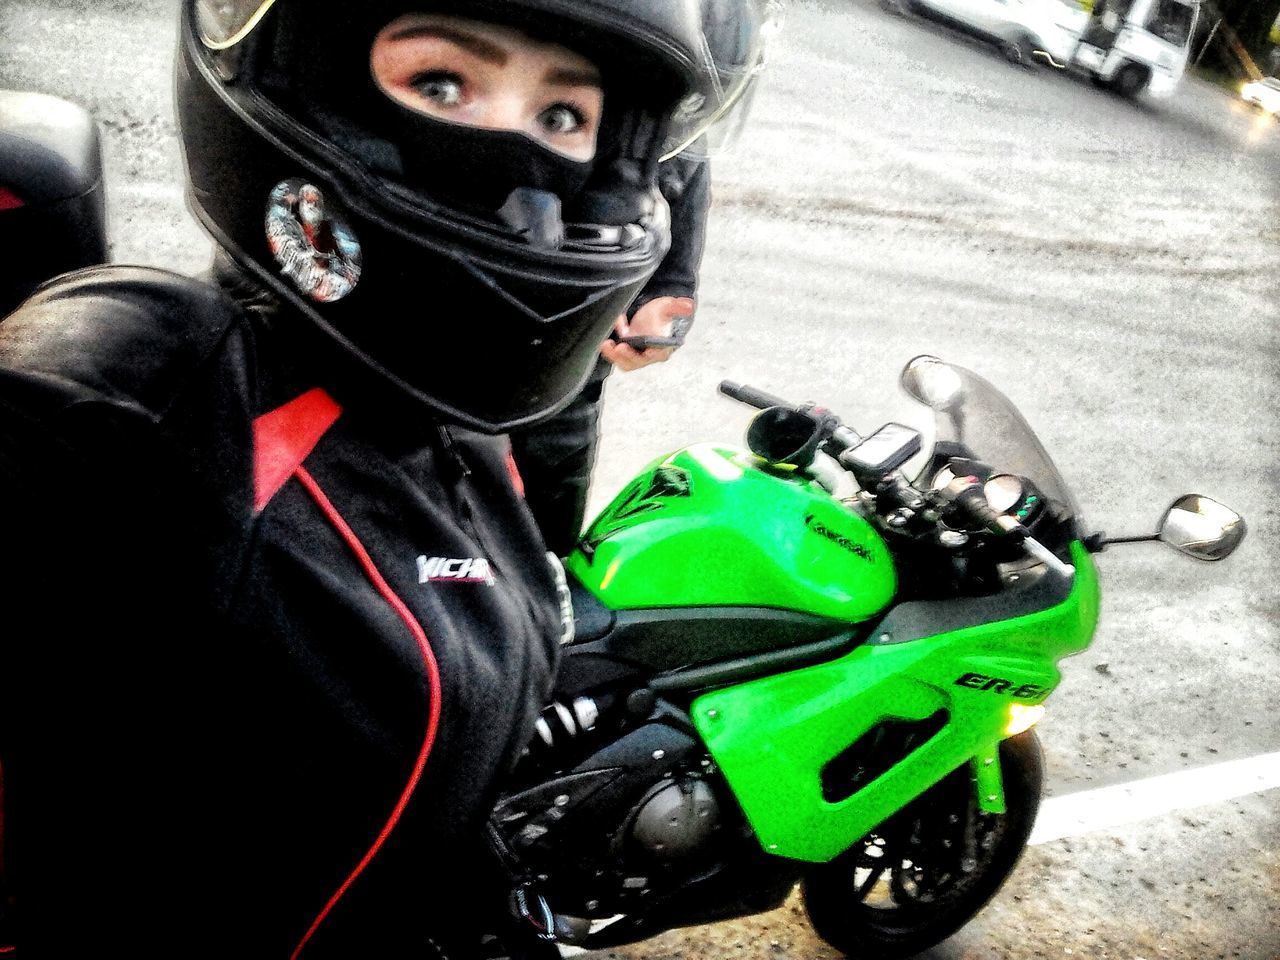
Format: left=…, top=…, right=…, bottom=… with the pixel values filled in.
left=802, top=730, right=1043, bottom=960
left=1111, top=63, right=1149, bottom=97
left=1000, top=35, right=1036, bottom=68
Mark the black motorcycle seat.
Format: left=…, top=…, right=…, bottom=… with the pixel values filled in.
left=568, top=571, right=617, bottom=643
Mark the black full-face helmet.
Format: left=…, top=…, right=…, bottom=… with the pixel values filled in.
left=177, top=0, right=779, bottom=432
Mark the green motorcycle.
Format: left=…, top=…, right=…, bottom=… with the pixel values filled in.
left=488, top=356, right=1244, bottom=959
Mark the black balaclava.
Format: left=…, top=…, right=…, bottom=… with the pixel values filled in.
left=262, top=6, right=598, bottom=218
left=374, top=102, right=594, bottom=214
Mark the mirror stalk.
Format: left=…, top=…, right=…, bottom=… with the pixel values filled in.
left=1099, top=533, right=1160, bottom=547
left=1088, top=497, right=1245, bottom=560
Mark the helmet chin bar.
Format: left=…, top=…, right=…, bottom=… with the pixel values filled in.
left=499, top=189, right=567, bottom=250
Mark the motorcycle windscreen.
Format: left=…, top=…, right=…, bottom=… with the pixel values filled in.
left=904, top=357, right=1082, bottom=523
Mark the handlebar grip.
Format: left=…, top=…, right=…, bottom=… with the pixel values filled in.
left=952, top=484, right=1026, bottom=541
left=718, top=380, right=791, bottom=410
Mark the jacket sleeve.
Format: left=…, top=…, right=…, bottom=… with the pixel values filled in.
left=631, top=149, right=712, bottom=312
left=0, top=382, right=214, bottom=954
left=0, top=268, right=258, bottom=955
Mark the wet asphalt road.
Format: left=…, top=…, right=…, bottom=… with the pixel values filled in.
left=1, top=0, right=1278, bottom=957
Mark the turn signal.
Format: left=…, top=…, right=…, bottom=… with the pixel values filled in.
left=1006, top=703, right=1045, bottom=736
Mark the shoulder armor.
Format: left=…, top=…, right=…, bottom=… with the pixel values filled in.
left=0, top=265, right=245, bottom=416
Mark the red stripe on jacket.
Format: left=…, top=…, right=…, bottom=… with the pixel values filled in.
left=252, top=388, right=342, bottom=512
left=251, top=392, right=442, bottom=958
left=505, top=449, right=525, bottom=497
left=288, top=469, right=443, bottom=959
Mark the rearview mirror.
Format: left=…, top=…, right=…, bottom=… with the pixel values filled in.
left=1158, top=495, right=1246, bottom=561
left=901, top=355, right=964, bottom=411
left=0, top=90, right=108, bottom=317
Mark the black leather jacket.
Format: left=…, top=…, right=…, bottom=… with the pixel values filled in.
left=0, top=262, right=562, bottom=957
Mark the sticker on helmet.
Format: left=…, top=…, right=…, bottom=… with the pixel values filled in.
left=265, top=179, right=362, bottom=303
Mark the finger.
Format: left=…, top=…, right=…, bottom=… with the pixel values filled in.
left=601, top=341, right=642, bottom=371
left=627, top=304, right=674, bottom=337
left=640, top=347, right=675, bottom=366
left=669, top=296, right=696, bottom=317
left=620, top=346, right=674, bottom=371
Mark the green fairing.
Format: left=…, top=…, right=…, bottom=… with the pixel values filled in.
left=568, top=443, right=896, bottom=619
left=691, top=543, right=1101, bottom=863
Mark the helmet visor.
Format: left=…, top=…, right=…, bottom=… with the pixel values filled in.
left=662, top=0, right=784, bottom=161
left=195, top=0, right=278, bottom=49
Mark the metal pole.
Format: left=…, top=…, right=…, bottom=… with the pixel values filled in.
left=1194, top=15, right=1225, bottom=66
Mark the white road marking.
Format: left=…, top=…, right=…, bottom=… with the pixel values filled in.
left=1029, top=751, right=1280, bottom=846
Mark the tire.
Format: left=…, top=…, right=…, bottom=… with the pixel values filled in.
left=1000, top=35, right=1036, bottom=68
left=1111, top=63, right=1148, bottom=97
left=802, top=730, right=1043, bottom=960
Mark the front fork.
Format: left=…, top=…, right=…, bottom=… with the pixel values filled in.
left=971, top=742, right=1007, bottom=815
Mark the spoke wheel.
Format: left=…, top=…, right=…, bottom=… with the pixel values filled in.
left=802, top=730, right=1043, bottom=960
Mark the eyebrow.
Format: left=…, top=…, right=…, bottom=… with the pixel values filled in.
left=387, top=24, right=509, bottom=65
left=386, top=23, right=603, bottom=88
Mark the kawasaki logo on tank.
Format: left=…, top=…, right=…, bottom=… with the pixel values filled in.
left=803, top=513, right=874, bottom=562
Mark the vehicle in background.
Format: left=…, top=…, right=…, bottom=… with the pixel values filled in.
left=1068, top=0, right=1200, bottom=96
left=1241, top=76, right=1280, bottom=113
left=895, top=0, right=1083, bottom=66
left=890, top=0, right=1200, bottom=98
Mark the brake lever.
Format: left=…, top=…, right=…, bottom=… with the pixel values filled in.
left=1021, top=536, right=1076, bottom=579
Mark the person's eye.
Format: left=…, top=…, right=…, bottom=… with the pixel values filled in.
left=410, top=71, right=464, bottom=107
left=538, top=103, right=587, bottom=135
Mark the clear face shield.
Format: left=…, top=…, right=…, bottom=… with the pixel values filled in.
left=661, top=0, right=785, bottom=162
left=194, top=0, right=277, bottom=49
left=197, top=0, right=784, bottom=161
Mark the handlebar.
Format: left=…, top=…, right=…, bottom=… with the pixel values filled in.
left=718, top=380, right=1075, bottom=579
left=944, top=476, right=1023, bottom=540
left=721, top=381, right=864, bottom=465
left=718, top=380, right=791, bottom=411
left=941, top=475, right=1075, bottom=578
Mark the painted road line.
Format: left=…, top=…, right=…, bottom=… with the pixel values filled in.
left=1029, top=751, right=1280, bottom=846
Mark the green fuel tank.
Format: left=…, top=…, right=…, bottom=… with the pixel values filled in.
left=567, top=444, right=896, bottom=622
